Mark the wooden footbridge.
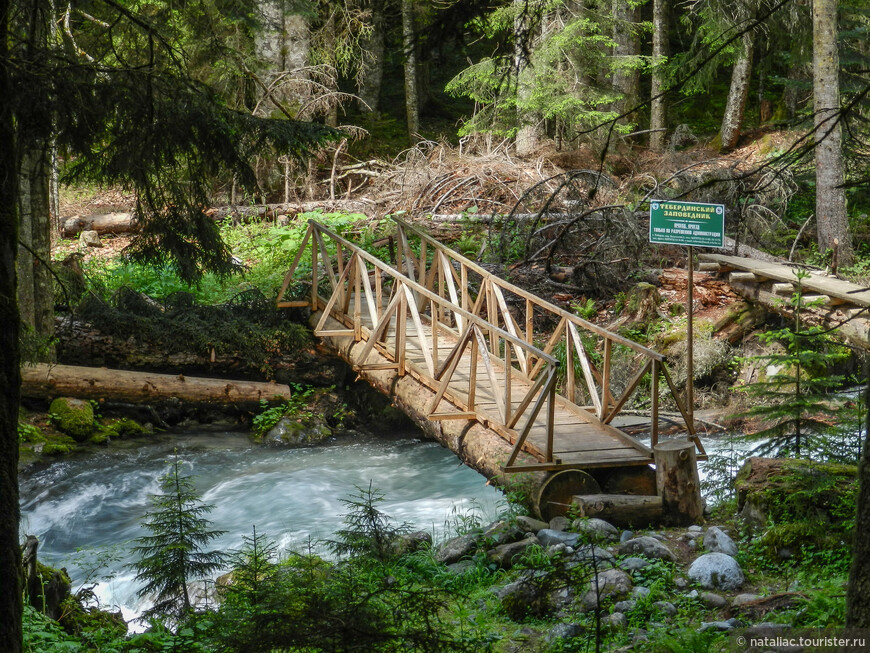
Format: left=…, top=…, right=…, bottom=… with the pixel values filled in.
left=277, top=217, right=705, bottom=521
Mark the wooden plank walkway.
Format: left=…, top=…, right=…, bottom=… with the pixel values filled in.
left=363, top=306, right=654, bottom=471
left=701, top=253, right=870, bottom=307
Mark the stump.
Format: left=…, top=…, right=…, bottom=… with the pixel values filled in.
left=654, top=439, right=704, bottom=525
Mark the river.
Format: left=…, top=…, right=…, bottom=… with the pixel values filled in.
left=19, top=429, right=504, bottom=624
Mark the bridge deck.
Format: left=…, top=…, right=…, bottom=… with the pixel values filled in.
left=355, top=300, right=654, bottom=470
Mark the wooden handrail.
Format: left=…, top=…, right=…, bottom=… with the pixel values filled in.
left=391, top=217, right=698, bottom=439
left=278, top=218, right=700, bottom=472
left=277, top=220, right=563, bottom=463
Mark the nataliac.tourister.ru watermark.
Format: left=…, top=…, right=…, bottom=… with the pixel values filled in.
left=731, top=627, right=870, bottom=652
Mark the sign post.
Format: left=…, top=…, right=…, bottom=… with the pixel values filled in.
left=649, top=200, right=725, bottom=429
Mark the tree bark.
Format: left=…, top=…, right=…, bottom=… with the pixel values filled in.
left=358, top=1, right=385, bottom=113
left=0, top=0, right=23, bottom=649
left=719, top=31, right=755, bottom=151
left=612, top=0, right=640, bottom=118
left=514, top=0, right=542, bottom=156
left=847, top=375, right=870, bottom=626
left=402, top=0, right=419, bottom=141
left=21, top=364, right=294, bottom=405
left=813, top=0, right=854, bottom=267
left=650, top=0, right=668, bottom=152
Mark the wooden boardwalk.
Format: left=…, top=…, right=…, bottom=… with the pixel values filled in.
left=279, top=218, right=703, bottom=475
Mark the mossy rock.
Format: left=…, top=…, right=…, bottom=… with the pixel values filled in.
left=263, top=417, right=332, bottom=446
left=49, top=397, right=95, bottom=442
left=42, top=441, right=77, bottom=456
left=102, top=417, right=149, bottom=439
left=735, top=457, right=857, bottom=550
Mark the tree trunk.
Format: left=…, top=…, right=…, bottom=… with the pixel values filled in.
left=357, top=1, right=384, bottom=113
left=612, top=0, right=640, bottom=118
left=650, top=0, right=668, bottom=152
left=572, top=494, right=664, bottom=527
left=719, top=31, right=755, bottom=151
left=514, top=0, right=542, bottom=156
left=0, top=1, right=23, bottom=649
left=402, top=0, right=419, bottom=141
left=847, top=376, right=870, bottom=626
left=813, top=0, right=854, bottom=267
left=254, top=1, right=309, bottom=114
left=21, top=364, right=294, bottom=405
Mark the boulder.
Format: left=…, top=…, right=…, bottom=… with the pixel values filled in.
left=704, top=526, right=738, bottom=556
left=435, top=533, right=479, bottom=564
left=547, top=622, right=584, bottom=642
left=618, top=557, right=650, bottom=572
left=516, top=515, right=549, bottom=533
left=446, top=560, right=475, bottom=575
left=698, top=591, right=728, bottom=609
left=79, top=230, right=103, bottom=248
left=653, top=601, right=677, bottom=617
left=618, top=536, right=677, bottom=562
left=483, top=520, right=524, bottom=546
left=538, top=529, right=580, bottom=548
left=687, top=553, right=745, bottom=590
left=263, top=417, right=331, bottom=446
left=488, top=535, right=540, bottom=569
left=580, top=568, right=633, bottom=610
left=496, top=570, right=555, bottom=620
left=549, top=516, right=570, bottom=531
left=699, top=619, right=741, bottom=632
left=571, top=544, right=615, bottom=566
left=393, top=530, right=432, bottom=556
left=605, top=612, right=627, bottom=628
left=572, top=518, right=619, bottom=542
left=613, top=600, right=637, bottom=613
left=48, top=397, right=95, bottom=442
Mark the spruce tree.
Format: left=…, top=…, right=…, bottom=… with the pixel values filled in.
left=130, top=456, right=226, bottom=625
left=736, top=270, right=849, bottom=458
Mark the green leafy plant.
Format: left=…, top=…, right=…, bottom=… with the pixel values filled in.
left=251, top=384, right=317, bottom=439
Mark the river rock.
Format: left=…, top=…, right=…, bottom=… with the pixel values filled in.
left=516, top=515, right=549, bottom=533
left=618, top=536, right=677, bottom=561
left=605, top=612, right=627, bottom=628
left=581, top=568, right=633, bottom=610
left=632, top=586, right=650, bottom=599
left=484, top=520, right=524, bottom=546
left=618, top=557, right=650, bottom=572
left=653, top=601, right=677, bottom=617
left=49, top=397, right=95, bottom=442
left=488, top=535, right=540, bottom=569
left=732, top=593, right=761, bottom=606
left=538, top=529, right=580, bottom=548
left=446, top=560, right=475, bottom=575
left=263, top=417, right=331, bottom=446
left=620, top=530, right=634, bottom=543
left=704, top=526, right=738, bottom=556
left=614, top=600, right=637, bottom=613
left=393, top=530, right=432, bottom=556
left=572, top=518, right=619, bottom=542
left=698, top=591, right=728, bottom=608
left=688, top=525, right=703, bottom=533
left=496, top=570, right=553, bottom=619
left=549, top=516, right=570, bottom=531
left=571, top=544, right=615, bottom=565
left=699, top=619, right=740, bottom=632
left=687, top=553, right=745, bottom=590
left=547, top=622, right=584, bottom=642
left=435, top=533, right=479, bottom=564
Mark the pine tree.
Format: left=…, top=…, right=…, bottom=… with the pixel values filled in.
left=130, top=456, right=226, bottom=625
left=735, top=270, right=850, bottom=459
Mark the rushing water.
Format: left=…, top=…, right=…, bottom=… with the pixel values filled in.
left=19, top=429, right=503, bottom=623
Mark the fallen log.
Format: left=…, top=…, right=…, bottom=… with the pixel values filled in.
left=572, top=494, right=664, bottom=527
left=61, top=213, right=136, bottom=238
left=21, top=364, right=292, bottom=404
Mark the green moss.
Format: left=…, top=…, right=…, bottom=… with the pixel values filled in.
left=18, top=422, right=45, bottom=443
left=42, top=441, right=77, bottom=456
left=102, top=417, right=148, bottom=439
left=49, top=397, right=95, bottom=442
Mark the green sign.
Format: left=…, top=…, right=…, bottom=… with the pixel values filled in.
left=649, top=200, right=725, bottom=248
